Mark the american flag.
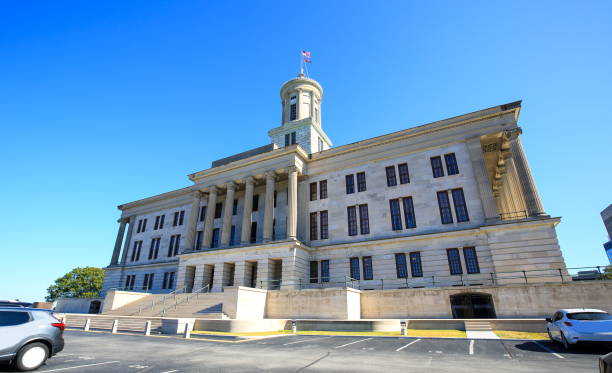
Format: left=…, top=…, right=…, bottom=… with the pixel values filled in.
left=302, top=50, right=311, bottom=63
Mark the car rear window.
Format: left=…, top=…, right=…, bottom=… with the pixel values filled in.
left=0, top=311, right=31, bottom=326
left=567, top=312, right=612, bottom=320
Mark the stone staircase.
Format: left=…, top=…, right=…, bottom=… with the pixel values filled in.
left=464, top=321, right=493, bottom=331
left=102, top=292, right=228, bottom=319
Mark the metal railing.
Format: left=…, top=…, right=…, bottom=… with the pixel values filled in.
left=137, top=286, right=186, bottom=315
left=253, top=266, right=611, bottom=291
left=160, top=284, right=211, bottom=316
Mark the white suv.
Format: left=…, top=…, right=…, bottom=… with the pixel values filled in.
left=547, top=309, right=612, bottom=350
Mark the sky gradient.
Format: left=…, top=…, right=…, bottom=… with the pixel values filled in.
left=1, top=1, right=611, bottom=302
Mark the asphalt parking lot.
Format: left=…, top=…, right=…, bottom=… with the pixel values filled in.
left=1, top=330, right=609, bottom=372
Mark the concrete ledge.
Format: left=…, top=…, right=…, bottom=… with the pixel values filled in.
left=193, top=319, right=289, bottom=333
left=161, top=318, right=195, bottom=334
left=295, top=319, right=400, bottom=332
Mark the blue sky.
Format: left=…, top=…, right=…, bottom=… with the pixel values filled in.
left=1, top=1, right=611, bottom=302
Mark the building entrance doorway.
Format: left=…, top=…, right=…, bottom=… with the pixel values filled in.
left=88, top=300, right=101, bottom=314
left=185, top=266, right=196, bottom=293
left=270, top=259, right=282, bottom=290
left=450, top=293, right=496, bottom=319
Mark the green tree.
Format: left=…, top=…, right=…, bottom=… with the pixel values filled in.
left=600, top=266, right=612, bottom=280
left=46, top=267, right=105, bottom=302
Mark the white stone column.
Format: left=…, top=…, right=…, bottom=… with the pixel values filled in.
left=202, top=187, right=218, bottom=248
left=507, top=131, right=546, bottom=217
left=212, top=263, right=225, bottom=292
left=192, top=265, right=204, bottom=291
left=220, top=182, right=236, bottom=247
left=466, top=137, right=499, bottom=222
left=120, top=216, right=135, bottom=264
left=263, top=171, right=276, bottom=242
left=184, top=191, right=203, bottom=250
left=256, top=258, right=270, bottom=289
left=233, top=261, right=247, bottom=287
left=110, top=218, right=128, bottom=265
left=506, top=157, right=528, bottom=214
left=287, top=166, right=298, bottom=239
left=240, top=177, right=255, bottom=244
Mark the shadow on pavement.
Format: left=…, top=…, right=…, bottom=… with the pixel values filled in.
left=514, top=340, right=612, bottom=356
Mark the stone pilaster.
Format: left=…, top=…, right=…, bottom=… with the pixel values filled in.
left=233, top=261, right=247, bottom=287
left=202, top=186, right=218, bottom=248
left=212, top=263, right=225, bottom=292
left=287, top=165, right=298, bottom=239
left=466, top=137, right=499, bottom=222
left=220, top=182, right=236, bottom=246
left=240, top=177, right=255, bottom=244
left=256, top=258, right=271, bottom=289
left=506, top=129, right=546, bottom=217
left=120, top=216, right=135, bottom=264
left=110, top=218, right=128, bottom=265
left=184, top=191, right=203, bottom=250
left=192, top=265, right=204, bottom=291
left=263, top=171, right=276, bottom=242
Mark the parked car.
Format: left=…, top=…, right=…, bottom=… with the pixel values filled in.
left=0, top=301, right=32, bottom=308
left=0, top=307, right=64, bottom=371
left=546, top=308, right=612, bottom=350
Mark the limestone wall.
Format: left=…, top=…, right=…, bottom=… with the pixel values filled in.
left=265, top=288, right=361, bottom=319
left=55, top=298, right=103, bottom=314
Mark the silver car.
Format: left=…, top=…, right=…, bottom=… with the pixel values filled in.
left=0, top=307, right=65, bottom=371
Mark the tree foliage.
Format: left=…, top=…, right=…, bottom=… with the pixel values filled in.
left=600, top=266, right=612, bottom=280
left=46, top=267, right=104, bottom=302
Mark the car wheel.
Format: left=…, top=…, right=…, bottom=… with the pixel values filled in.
left=547, top=329, right=556, bottom=343
left=560, top=333, right=572, bottom=351
left=14, top=342, right=49, bottom=372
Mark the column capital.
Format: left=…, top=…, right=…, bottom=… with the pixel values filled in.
left=286, top=165, right=299, bottom=174
left=208, top=185, right=219, bottom=195
left=191, top=190, right=203, bottom=199
left=117, top=217, right=129, bottom=224
left=503, top=127, right=522, bottom=142
left=243, top=176, right=255, bottom=186
left=265, top=170, right=277, bottom=181
left=225, top=181, right=237, bottom=191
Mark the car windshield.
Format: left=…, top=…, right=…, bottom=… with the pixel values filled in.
left=567, top=312, right=612, bottom=320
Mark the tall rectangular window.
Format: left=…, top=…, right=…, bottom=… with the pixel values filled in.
left=356, top=172, right=367, bottom=192
left=154, top=216, right=160, bottom=230
left=142, top=274, right=149, bottom=290
left=131, top=240, right=142, bottom=262
left=250, top=222, right=257, bottom=243
left=310, top=212, right=318, bottom=240
left=149, top=238, right=160, bottom=259
left=445, top=153, right=459, bottom=175
left=291, top=132, right=296, bottom=145
left=126, top=275, right=136, bottom=290
left=463, top=247, right=480, bottom=274
left=321, top=260, right=330, bottom=282
left=395, top=253, right=408, bottom=279
left=141, top=219, right=147, bottom=232
left=347, top=206, right=358, bottom=236
left=168, top=272, right=175, bottom=289
left=199, top=206, right=206, bottom=222
left=214, top=203, right=223, bottom=219
left=345, top=174, right=355, bottom=194
left=451, top=188, right=470, bottom=222
left=410, top=252, right=423, bottom=277
left=252, top=195, right=259, bottom=211
left=398, top=163, right=410, bottom=184
left=319, top=180, right=327, bottom=199
left=162, top=272, right=169, bottom=289
left=168, top=235, right=175, bottom=257
left=359, top=204, right=370, bottom=235
left=159, top=215, right=165, bottom=229
left=178, top=211, right=185, bottom=225
left=232, top=200, right=238, bottom=215
left=211, top=228, right=220, bottom=248
left=350, top=257, right=360, bottom=280
left=320, top=210, right=329, bottom=239
left=362, top=256, right=373, bottom=280
left=173, top=235, right=180, bottom=256
left=309, top=261, right=318, bottom=283
left=284, top=133, right=290, bottom=146
left=229, top=225, right=236, bottom=246
left=274, top=191, right=277, bottom=208
left=389, top=199, right=402, bottom=231
left=137, top=219, right=143, bottom=233
left=431, top=156, right=444, bottom=178
left=290, top=103, right=297, bottom=121
left=195, top=231, right=203, bottom=250
left=385, top=166, right=397, bottom=187
left=446, top=248, right=463, bottom=275
left=437, top=191, right=454, bottom=224
left=402, top=197, right=416, bottom=229
left=310, top=182, right=318, bottom=201
left=317, top=137, right=323, bottom=152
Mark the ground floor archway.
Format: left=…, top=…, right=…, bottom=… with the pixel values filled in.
left=450, top=293, right=496, bottom=318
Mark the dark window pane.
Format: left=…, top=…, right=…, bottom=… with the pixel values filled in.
left=431, top=156, right=444, bottom=178
left=359, top=204, right=370, bottom=235
left=347, top=206, right=358, bottom=236
left=199, top=207, right=206, bottom=222
left=310, top=261, right=318, bottom=283
left=214, top=203, right=223, bottom=219
left=362, top=256, right=373, bottom=280
left=389, top=199, right=402, bottom=230
left=451, top=188, right=470, bottom=222
left=410, top=252, right=423, bottom=277
left=291, top=132, right=296, bottom=144
left=168, top=236, right=175, bottom=257
left=345, top=174, right=355, bottom=194
left=0, top=311, right=30, bottom=326
left=350, top=257, right=360, bottom=280
left=250, top=222, right=257, bottom=243
left=445, top=153, right=459, bottom=175
left=447, top=248, right=463, bottom=275
left=463, top=247, right=480, bottom=274
left=398, top=163, right=410, bottom=184
left=290, top=104, right=297, bottom=120
left=320, top=210, right=329, bottom=239
left=229, top=225, right=236, bottom=246
left=385, top=166, right=397, bottom=187
left=437, top=191, right=454, bottom=224
left=402, top=197, right=416, bottom=229
left=211, top=228, right=220, bottom=248
left=310, top=212, right=318, bottom=241
left=319, top=180, right=327, bottom=199
left=395, top=253, right=408, bottom=279
left=195, top=231, right=203, bottom=250
left=178, top=211, right=184, bottom=225
left=357, top=172, right=367, bottom=192
left=284, top=134, right=290, bottom=146
left=321, top=260, right=330, bottom=282
left=252, top=195, right=259, bottom=212
left=232, top=200, right=238, bottom=215
left=310, top=183, right=317, bottom=201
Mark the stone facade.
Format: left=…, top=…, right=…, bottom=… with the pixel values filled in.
left=102, top=73, right=568, bottom=298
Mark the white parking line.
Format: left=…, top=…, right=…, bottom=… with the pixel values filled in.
left=534, top=341, right=564, bottom=359
left=334, top=338, right=372, bottom=349
left=283, top=336, right=334, bottom=345
left=38, top=361, right=120, bottom=372
left=160, top=370, right=179, bottom=373
left=395, top=338, right=421, bottom=352
left=469, top=340, right=475, bottom=355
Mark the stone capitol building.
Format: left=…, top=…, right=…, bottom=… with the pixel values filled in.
left=102, top=72, right=568, bottom=299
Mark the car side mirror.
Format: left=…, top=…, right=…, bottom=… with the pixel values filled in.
left=545, top=317, right=552, bottom=323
